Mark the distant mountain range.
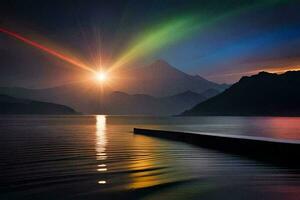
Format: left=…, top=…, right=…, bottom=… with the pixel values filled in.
left=0, top=95, right=78, bottom=114
left=182, top=71, right=300, bottom=116
left=101, top=90, right=207, bottom=115
left=0, top=60, right=226, bottom=115
left=0, top=87, right=210, bottom=115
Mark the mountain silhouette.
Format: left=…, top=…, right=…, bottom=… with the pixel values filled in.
left=115, top=59, right=227, bottom=96
left=182, top=71, right=300, bottom=116
left=0, top=95, right=78, bottom=114
left=101, top=90, right=207, bottom=115
left=0, top=86, right=208, bottom=115
left=199, top=88, right=220, bottom=98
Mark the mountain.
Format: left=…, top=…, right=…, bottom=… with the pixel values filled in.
left=0, top=95, right=78, bottom=114
left=114, top=60, right=227, bottom=96
left=199, top=88, right=220, bottom=98
left=0, top=83, right=103, bottom=113
left=0, top=86, right=207, bottom=115
left=101, top=90, right=207, bottom=115
left=182, top=71, right=300, bottom=116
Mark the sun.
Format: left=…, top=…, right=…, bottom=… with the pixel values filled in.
left=95, top=71, right=107, bottom=82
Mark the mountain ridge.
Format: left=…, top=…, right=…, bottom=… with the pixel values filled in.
left=0, top=94, right=78, bottom=114
left=0, top=85, right=209, bottom=115
left=182, top=71, right=300, bottom=116
left=115, top=59, right=228, bottom=97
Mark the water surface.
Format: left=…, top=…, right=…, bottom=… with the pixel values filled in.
left=1, top=116, right=299, bottom=200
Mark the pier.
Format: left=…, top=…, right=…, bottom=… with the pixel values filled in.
left=134, top=128, right=300, bottom=167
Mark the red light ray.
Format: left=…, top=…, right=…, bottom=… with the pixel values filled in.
left=0, top=28, right=95, bottom=73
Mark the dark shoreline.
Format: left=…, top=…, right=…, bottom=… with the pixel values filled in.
left=134, top=128, right=300, bottom=167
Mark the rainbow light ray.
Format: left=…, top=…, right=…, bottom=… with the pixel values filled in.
left=110, top=0, right=290, bottom=72
left=110, top=16, right=198, bottom=71
left=0, top=28, right=95, bottom=73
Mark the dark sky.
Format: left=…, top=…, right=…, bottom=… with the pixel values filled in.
left=1, top=0, right=300, bottom=88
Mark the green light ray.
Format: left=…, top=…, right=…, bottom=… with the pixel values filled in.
left=110, top=0, right=293, bottom=71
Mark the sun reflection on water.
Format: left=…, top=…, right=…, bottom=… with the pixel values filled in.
left=128, top=135, right=168, bottom=189
left=96, top=115, right=107, bottom=184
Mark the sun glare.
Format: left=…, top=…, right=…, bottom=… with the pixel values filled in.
left=95, top=71, right=107, bottom=82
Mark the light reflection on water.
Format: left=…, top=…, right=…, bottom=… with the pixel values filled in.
left=0, top=115, right=299, bottom=200
left=127, top=135, right=170, bottom=189
left=96, top=115, right=107, bottom=184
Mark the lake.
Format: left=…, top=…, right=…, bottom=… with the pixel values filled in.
left=1, top=115, right=299, bottom=200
